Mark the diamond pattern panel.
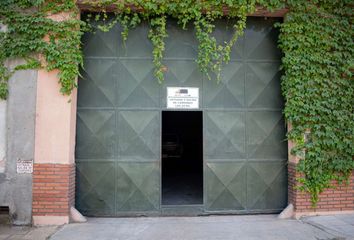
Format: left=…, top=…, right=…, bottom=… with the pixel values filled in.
left=82, top=18, right=120, bottom=57
left=205, top=111, right=245, bottom=159
left=77, top=17, right=286, bottom=215
left=245, top=18, right=281, bottom=60
left=76, top=162, right=115, bottom=216
left=165, top=20, right=198, bottom=58
left=117, top=60, right=159, bottom=108
left=206, top=162, right=246, bottom=210
left=78, top=59, right=116, bottom=108
left=116, top=162, right=159, bottom=212
left=212, top=20, right=244, bottom=60
left=245, top=62, right=283, bottom=109
left=203, top=62, right=245, bottom=108
left=246, top=161, right=287, bottom=210
left=246, top=111, right=287, bottom=160
left=117, top=22, right=153, bottom=58
left=164, top=60, right=201, bottom=86
left=76, top=110, right=116, bottom=159
left=118, top=111, right=159, bottom=161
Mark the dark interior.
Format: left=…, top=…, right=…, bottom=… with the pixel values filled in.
left=162, top=111, right=203, bottom=205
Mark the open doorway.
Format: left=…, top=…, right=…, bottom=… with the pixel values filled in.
left=162, top=111, right=203, bottom=205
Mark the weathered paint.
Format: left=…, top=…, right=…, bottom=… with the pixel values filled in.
left=0, top=59, right=37, bottom=225
left=32, top=68, right=77, bottom=225
left=31, top=11, right=79, bottom=226
left=0, top=100, right=6, bottom=173
left=34, top=69, right=77, bottom=165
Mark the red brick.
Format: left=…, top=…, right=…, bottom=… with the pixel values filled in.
left=32, top=163, right=75, bottom=218
left=288, top=163, right=353, bottom=214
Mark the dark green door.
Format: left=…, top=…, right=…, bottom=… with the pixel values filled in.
left=203, top=19, right=287, bottom=213
left=75, top=17, right=287, bottom=216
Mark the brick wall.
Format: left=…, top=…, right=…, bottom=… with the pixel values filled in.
left=32, top=161, right=352, bottom=219
left=32, top=164, right=75, bottom=217
left=288, top=162, right=354, bottom=213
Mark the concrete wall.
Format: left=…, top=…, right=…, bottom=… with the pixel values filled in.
left=0, top=100, right=6, bottom=173
left=0, top=60, right=37, bottom=225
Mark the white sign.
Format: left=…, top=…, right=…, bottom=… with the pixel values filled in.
left=17, top=159, right=33, bottom=174
left=167, top=87, right=199, bottom=109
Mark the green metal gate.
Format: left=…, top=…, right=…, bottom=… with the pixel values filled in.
left=75, top=17, right=287, bottom=216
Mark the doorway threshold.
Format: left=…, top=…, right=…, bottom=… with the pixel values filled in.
left=161, top=205, right=205, bottom=216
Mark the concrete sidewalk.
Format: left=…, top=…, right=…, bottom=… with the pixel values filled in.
left=302, top=214, right=354, bottom=239
left=0, top=225, right=59, bottom=240
left=1, top=214, right=353, bottom=240
left=50, top=215, right=352, bottom=240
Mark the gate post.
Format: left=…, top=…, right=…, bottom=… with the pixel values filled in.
left=32, top=13, right=78, bottom=226
left=32, top=67, right=77, bottom=225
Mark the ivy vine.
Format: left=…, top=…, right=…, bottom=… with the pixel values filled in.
left=0, top=0, right=352, bottom=206
left=0, top=0, right=86, bottom=98
left=278, top=0, right=353, bottom=204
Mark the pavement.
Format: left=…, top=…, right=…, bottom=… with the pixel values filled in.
left=0, top=214, right=353, bottom=240
left=302, top=214, right=354, bottom=239
left=0, top=225, right=59, bottom=240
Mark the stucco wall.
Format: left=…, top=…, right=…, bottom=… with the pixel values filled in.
left=0, top=60, right=37, bottom=225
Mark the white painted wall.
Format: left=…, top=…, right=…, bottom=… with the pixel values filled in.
left=0, top=100, right=6, bottom=172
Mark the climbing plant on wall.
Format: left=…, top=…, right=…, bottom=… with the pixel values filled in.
left=0, top=0, right=353, bottom=205
left=278, top=0, right=353, bottom=204
left=0, top=0, right=86, bottom=98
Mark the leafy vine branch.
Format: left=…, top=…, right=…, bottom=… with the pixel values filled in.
left=0, top=0, right=353, bottom=205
